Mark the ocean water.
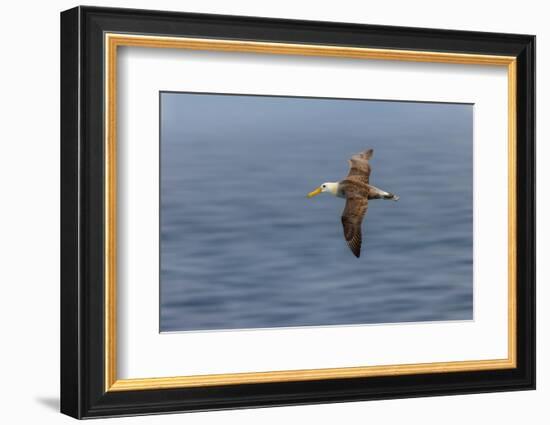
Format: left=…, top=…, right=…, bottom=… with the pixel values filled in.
left=160, top=92, right=473, bottom=332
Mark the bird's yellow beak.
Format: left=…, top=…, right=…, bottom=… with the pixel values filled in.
left=307, top=187, right=322, bottom=198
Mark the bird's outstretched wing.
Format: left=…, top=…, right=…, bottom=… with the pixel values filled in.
left=346, top=149, right=373, bottom=184
left=341, top=194, right=369, bottom=258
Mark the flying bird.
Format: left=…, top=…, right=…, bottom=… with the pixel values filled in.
left=307, top=149, right=399, bottom=258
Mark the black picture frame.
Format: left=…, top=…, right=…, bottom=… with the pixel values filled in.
left=61, top=5, right=535, bottom=419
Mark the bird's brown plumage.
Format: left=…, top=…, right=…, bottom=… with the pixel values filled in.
left=341, top=192, right=368, bottom=257
left=340, top=149, right=375, bottom=257
left=346, top=148, right=373, bottom=184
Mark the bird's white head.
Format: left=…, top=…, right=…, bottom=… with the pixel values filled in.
left=307, top=182, right=339, bottom=198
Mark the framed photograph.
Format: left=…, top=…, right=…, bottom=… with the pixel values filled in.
left=60, top=6, right=535, bottom=419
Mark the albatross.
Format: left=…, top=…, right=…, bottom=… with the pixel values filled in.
left=307, top=149, right=399, bottom=258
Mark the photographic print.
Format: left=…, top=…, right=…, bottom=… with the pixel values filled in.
left=160, top=92, right=473, bottom=332
left=61, top=8, right=535, bottom=417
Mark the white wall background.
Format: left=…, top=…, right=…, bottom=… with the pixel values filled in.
left=0, top=0, right=544, bottom=423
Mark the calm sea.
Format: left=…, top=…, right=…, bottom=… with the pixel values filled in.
left=160, top=92, right=473, bottom=332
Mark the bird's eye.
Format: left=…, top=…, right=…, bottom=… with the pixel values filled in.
left=322, top=185, right=326, bottom=188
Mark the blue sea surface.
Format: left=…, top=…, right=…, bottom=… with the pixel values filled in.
left=160, top=93, right=473, bottom=332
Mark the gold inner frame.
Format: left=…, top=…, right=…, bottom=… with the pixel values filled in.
left=104, top=33, right=517, bottom=392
